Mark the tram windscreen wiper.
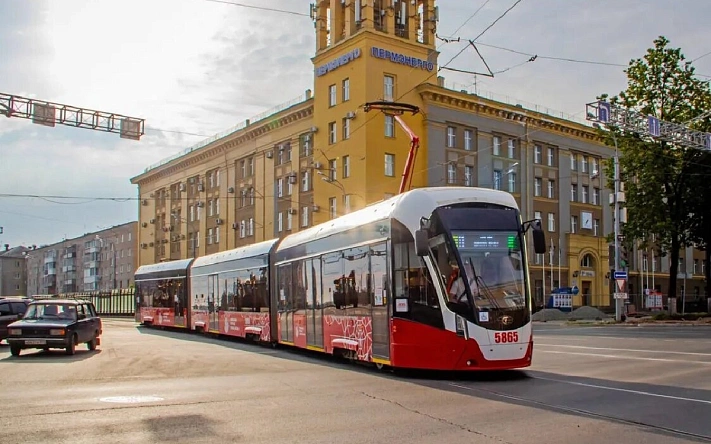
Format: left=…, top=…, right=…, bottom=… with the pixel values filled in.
left=466, top=257, right=501, bottom=310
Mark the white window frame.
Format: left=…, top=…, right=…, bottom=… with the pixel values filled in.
left=534, top=145, right=541, bottom=164
left=385, top=153, right=395, bottom=176
left=534, top=178, right=542, bottom=196
left=548, top=213, right=556, bottom=232
left=446, top=127, right=456, bottom=148
left=329, top=84, right=337, bottom=107
left=464, top=129, right=473, bottom=151
left=383, top=75, right=394, bottom=101
left=342, top=78, right=350, bottom=101
left=385, top=115, right=394, bottom=137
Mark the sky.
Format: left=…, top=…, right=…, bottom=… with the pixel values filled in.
left=1, top=0, right=710, bottom=248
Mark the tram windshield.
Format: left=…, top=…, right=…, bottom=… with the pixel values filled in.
left=450, top=231, right=527, bottom=313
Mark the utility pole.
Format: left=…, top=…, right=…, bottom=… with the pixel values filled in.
left=586, top=100, right=711, bottom=321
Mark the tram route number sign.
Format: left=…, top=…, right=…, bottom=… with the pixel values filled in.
left=494, top=332, right=519, bottom=343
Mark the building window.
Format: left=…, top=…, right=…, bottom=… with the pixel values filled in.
left=328, top=122, right=336, bottom=144
left=208, top=200, right=214, bottom=216
left=329, top=84, right=337, bottom=107
left=342, top=118, right=350, bottom=139
left=592, top=158, right=599, bottom=175
left=329, top=197, right=337, bottom=219
left=570, top=153, right=577, bottom=171
left=239, top=221, right=246, bottom=238
left=507, top=139, right=516, bottom=158
left=464, top=129, right=473, bottom=151
left=342, top=78, right=350, bottom=101
left=215, top=226, right=220, bottom=243
left=593, top=218, right=600, bottom=236
left=277, top=212, right=283, bottom=232
left=570, top=184, right=577, bottom=202
left=328, top=159, right=337, bottom=180
left=534, top=211, right=542, bottom=222
left=343, top=194, right=351, bottom=213
left=447, top=163, right=457, bottom=184
left=581, top=156, right=589, bottom=173
left=301, top=133, right=312, bottom=157
left=534, top=145, right=542, bottom=164
left=547, top=147, right=555, bottom=166
left=534, top=178, right=542, bottom=196
left=582, top=186, right=589, bottom=204
left=446, top=126, right=456, bottom=148
left=571, top=215, right=578, bottom=234
left=548, top=213, right=556, bottom=232
left=302, top=171, right=310, bottom=191
left=385, top=115, right=394, bottom=137
left=593, top=188, right=600, bottom=205
left=287, top=211, right=293, bottom=231
left=507, top=172, right=517, bottom=193
left=493, top=136, right=501, bottom=156
left=547, top=180, right=555, bottom=199
left=343, top=155, right=350, bottom=178
left=464, top=166, right=474, bottom=186
left=385, top=153, right=395, bottom=176
left=493, top=170, right=502, bottom=190
left=302, top=207, right=309, bottom=227
left=383, top=75, right=394, bottom=101
left=248, top=218, right=254, bottom=236
left=277, top=178, right=284, bottom=197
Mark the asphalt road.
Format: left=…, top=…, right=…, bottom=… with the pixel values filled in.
left=0, top=319, right=709, bottom=444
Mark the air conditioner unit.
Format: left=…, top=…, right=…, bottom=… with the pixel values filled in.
left=196, top=201, right=204, bottom=208
left=149, top=218, right=156, bottom=224
left=313, top=161, right=322, bottom=169
left=197, top=183, right=204, bottom=192
left=142, top=199, right=148, bottom=206
left=310, top=126, right=318, bottom=133
left=141, top=222, right=148, bottom=228
left=266, top=151, right=274, bottom=159
left=140, top=243, right=148, bottom=249
left=228, top=186, right=235, bottom=193
left=345, top=111, right=356, bottom=119
left=232, top=222, right=239, bottom=230
left=288, top=208, right=297, bottom=215
left=215, top=218, right=223, bottom=225
left=312, top=205, right=320, bottom=212
left=179, top=183, right=186, bottom=191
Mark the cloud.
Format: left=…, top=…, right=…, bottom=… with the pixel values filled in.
left=1, top=0, right=711, bottom=248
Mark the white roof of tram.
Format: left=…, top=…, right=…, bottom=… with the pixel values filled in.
left=277, top=187, right=518, bottom=252
left=191, top=238, right=279, bottom=269
left=134, top=258, right=194, bottom=277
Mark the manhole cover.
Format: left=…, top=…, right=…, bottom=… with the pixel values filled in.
left=99, top=396, right=164, bottom=404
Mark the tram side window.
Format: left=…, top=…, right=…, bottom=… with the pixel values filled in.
left=342, top=246, right=370, bottom=315
left=277, top=264, right=293, bottom=311
left=321, top=252, right=343, bottom=316
left=393, top=240, right=444, bottom=329
left=292, top=260, right=307, bottom=310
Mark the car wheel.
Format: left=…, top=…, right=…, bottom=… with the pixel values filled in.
left=87, top=337, right=97, bottom=351
left=10, top=345, right=21, bottom=357
left=65, top=335, right=76, bottom=355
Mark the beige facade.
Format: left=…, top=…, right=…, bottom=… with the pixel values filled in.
left=25, top=222, right=138, bottom=295
left=0, top=246, right=29, bottom=296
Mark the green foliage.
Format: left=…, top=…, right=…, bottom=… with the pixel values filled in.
left=598, top=36, right=711, bottom=299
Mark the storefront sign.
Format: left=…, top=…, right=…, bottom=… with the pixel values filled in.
left=370, top=46, right=435, bottom=72
left=315, top=48, right=362, bottom=76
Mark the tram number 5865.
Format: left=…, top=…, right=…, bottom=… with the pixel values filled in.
left=494, top=332, right=518, bottom=343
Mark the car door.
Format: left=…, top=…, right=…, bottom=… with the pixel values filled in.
left=0, top=301, right=14, bottom=338
left=74, top=304, right=90, bottom=343
left=83, top=303, right=100, bottom=338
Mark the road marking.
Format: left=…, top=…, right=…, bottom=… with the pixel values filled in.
left=538, top=350, right=711, bottom=365
left=537, top=343, right=711, bottom=357
left=531, top=376, right=711, bottom=405
left=99, top=395, right=165, bottom=403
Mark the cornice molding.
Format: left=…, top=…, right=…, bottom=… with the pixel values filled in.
left=418, top=85, right=604, bottom=144
left=133, top=103, right=314, bottom=187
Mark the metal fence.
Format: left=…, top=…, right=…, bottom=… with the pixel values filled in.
left=32, top=289, right=136, bottom=317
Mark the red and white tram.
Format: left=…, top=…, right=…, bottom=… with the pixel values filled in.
left=135, top=186, right=546, bottom=371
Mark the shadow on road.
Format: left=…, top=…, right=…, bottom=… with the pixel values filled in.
left=3, top=348, right=101, bottom=362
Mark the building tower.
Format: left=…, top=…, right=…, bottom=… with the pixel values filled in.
left=310, top=0, right=439, bottom=222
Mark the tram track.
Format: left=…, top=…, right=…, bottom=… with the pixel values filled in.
left=445, top=377, right=711, bottom=443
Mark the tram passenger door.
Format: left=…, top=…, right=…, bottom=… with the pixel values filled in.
left=370, top=243, right=390, bottom=360
left=306, top=258, right=323, bottom=349
left=208, top=274, right=219, bottom=332
left=277, top=264, right=292, bottom=343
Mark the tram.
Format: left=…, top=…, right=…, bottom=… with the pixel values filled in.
left=134, top=187, right=546, bottom=371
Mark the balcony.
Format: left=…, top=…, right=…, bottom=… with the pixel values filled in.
left=84, top=275, right=100, bottom=284
left=85, top=246, right=100, bottom=254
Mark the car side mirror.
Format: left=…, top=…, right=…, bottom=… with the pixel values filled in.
left=414, top=229, right=429, bottom=257
left=531, top=220, right=546, bottom=254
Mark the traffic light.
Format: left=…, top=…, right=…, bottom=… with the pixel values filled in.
left=619, top=244, right=628, bottom=269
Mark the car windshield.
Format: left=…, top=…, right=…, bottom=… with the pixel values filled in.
left=24, top=304, right=77, bottom=321
left=451, top=231, right=527, bottom=311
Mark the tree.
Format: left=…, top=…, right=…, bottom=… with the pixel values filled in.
left=687, top=151, right=711, bottom=300
left=600, top=36, right=711, bottom=301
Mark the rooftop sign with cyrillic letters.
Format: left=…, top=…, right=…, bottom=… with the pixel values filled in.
left=315, top=48, right=362, bottom=77
left=370, top=46, right=435, bottom=72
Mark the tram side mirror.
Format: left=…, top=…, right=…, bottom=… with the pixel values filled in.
left=414, top=229, right=429, bottom=257
left=531, top=220, right=546, bottom=254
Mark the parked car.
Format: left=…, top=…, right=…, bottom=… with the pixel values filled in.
left=0, top=297, right=31, bottom=342
left=6, top=299, right=102, bottom=357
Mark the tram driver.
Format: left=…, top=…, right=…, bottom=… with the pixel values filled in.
left=447, top=261, right=479, bottom=304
